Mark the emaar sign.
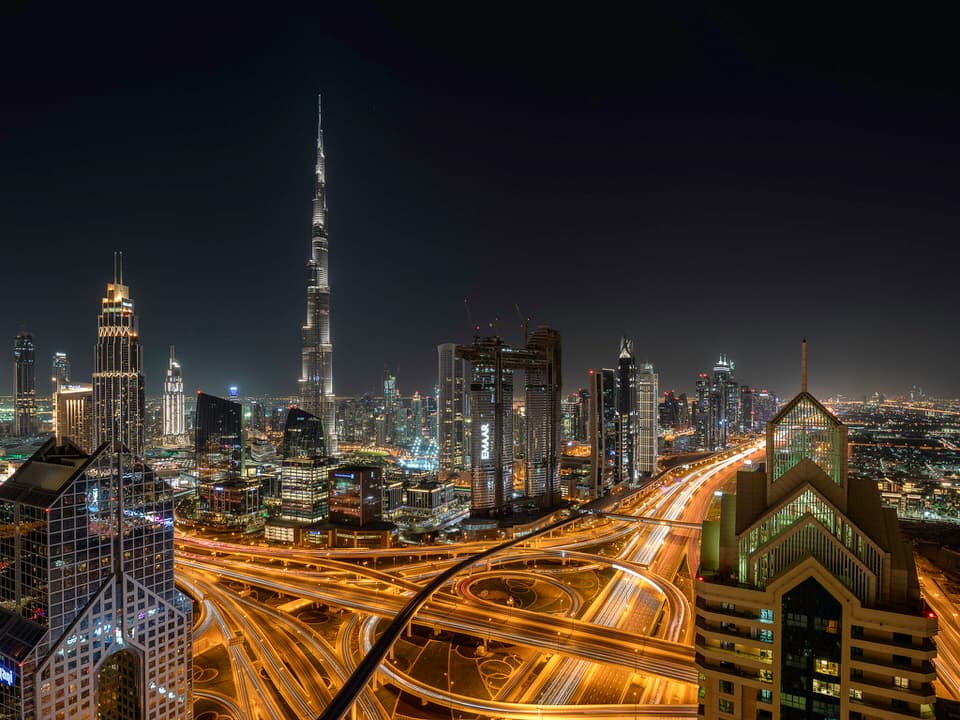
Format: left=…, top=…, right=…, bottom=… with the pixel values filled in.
left=480, top=423, right=491, bottom=461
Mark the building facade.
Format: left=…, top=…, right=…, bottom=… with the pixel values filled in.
left=195, top=392, right=260, bottom=528
left=162, top=345, right=185, bottom=439
left=616, top=338, right=638, bottom=484
left=458, top=337, right=514, bottom=516
left=53, top=383, right=93, bottom=452
left=13, top=332, right=37, bottom=437
left=0, top=438, right=192, bottom=720
left=437, top=342, right=469, bottom=475
left=696, top=387, right=936, bottom=720
left=524, top=327, right=562, bottom=508
left=329, top=466, right=383, bottom=526
left=637, top=361, right=658, bottom=476
left=280, top=407, right=330, bottom=524
left=589, top=368, right=617, bottom=498
left=298, top=96, right=337, bottom=456
left=92, top=262, right=145, bottom=457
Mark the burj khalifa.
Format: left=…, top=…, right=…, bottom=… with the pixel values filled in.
left=299, top=96, right=338, bottom=455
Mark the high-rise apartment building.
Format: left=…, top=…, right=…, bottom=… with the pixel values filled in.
left=616, top=338, right=638, bottom=484
left=13, top=332, right=37, bottom=436
left=54, top=383, right=93, bottom=452
left=163, top=345, right=185, bottom=439
left=51, top=351, right=70, bottom=394
left=92, top=259, right=145, bottom=456
left=589, top=368, right=617, bottom=497
left=0, top=438, right=192, bottom=719
left=696, top=367, right=936, bottom=720
left=299, top=96, right=337, bottom=456
left=437, top=342, right=469, bottom=474
left=637, top=361, right=658, bottom=476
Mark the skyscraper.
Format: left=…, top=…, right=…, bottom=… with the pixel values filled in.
left=696, top=354, right=936, bottom=720
left=637, top=361, right=658, bottom=475
left=92, top=257, right=145, bottom=457
left=51, top=350, right=70, bottom=394
left=616, top=338, right=638, bottom=483
left=693, top=372, right=710, bottom=449
left=163, top=345, right=185, bottom=439
left=523, top=327, right=562, bottom=508
left=299, top=96, right=337, bottom=456
left=589, top=368, right=617, bottom=497
left=458, top=336, right=514, bottom=517
left=438, top=342, right=469, bottom=474
left=0, top=438, right=192, bottom=719
left=13, top=332, right=37, bottom=436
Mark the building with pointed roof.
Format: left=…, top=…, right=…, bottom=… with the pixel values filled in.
left=696, top=344, right=936, bottom=720
left=0, top=438, right=192, bottom=718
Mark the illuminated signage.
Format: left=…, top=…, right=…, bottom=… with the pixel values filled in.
left=480, top=423, right=491, bottom=460
left=0, top=665, right=13, bottom=686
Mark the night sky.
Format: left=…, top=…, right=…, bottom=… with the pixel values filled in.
left=2, top=5, right=959, bottom=401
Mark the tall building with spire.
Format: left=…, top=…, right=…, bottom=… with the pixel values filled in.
left=163, top=345, right=185, bottom=439
left=93, top=254, right=145, bottom=456
left=696, top=344, right=936, bottom=720
left=299, top=96, right=337, bottom=455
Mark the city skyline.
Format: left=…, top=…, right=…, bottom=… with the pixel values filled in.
left=3, top=7, right=959, bottom=401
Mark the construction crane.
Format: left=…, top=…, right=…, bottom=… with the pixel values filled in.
left=515, top=304, right=531, bottom=345
left=464, top=297, right=480, bottom=340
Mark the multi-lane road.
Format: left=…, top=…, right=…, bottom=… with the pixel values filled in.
left=178, top=439, right=960, bottom=719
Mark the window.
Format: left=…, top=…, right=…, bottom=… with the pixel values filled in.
left=719, top=680, right=734, bottom=695
left=759, top=629, right=773, bottom=644
left=893, top=632, right=911, bottom=645
left=894, top=676, right=910, bottom=689
left=892, top=699, right=908, bottom=710
left=849, top=689, right=863, bottom=700
left=718, top=699, right=735, bottom=714
left=760, top=608, right=774, bottom=624
left=812, top=679, right=840, bottom=697
left=758, top=689, right=772, bottom=704
left=851, top=646, right=863, bottom=658
left=892, top=654, right=911, bottom=668
left=815, top=659, right=840, bottom=676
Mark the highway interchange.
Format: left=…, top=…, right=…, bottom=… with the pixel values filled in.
left=176, top=442, right=960, bottom=719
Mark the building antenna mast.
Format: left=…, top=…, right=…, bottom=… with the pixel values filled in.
left=801, top=338, right=808, bottom=393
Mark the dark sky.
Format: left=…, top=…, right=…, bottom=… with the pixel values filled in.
left=2, top=4, right=959, bottom=401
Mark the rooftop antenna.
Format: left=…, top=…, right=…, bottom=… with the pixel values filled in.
left=170, top=344, right=176, bottom=362
left=113, top=251, right=118, bottom=285
left=801, top=338, right=808, bottom=393
left=118, top=251, right=123, bottom=285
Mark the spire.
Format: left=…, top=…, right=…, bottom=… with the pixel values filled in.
left=801, top=338, right=808, bottom=393
left=317, top=94, right=323, bottom=147
left=170, top=345, right=175, bottom=361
